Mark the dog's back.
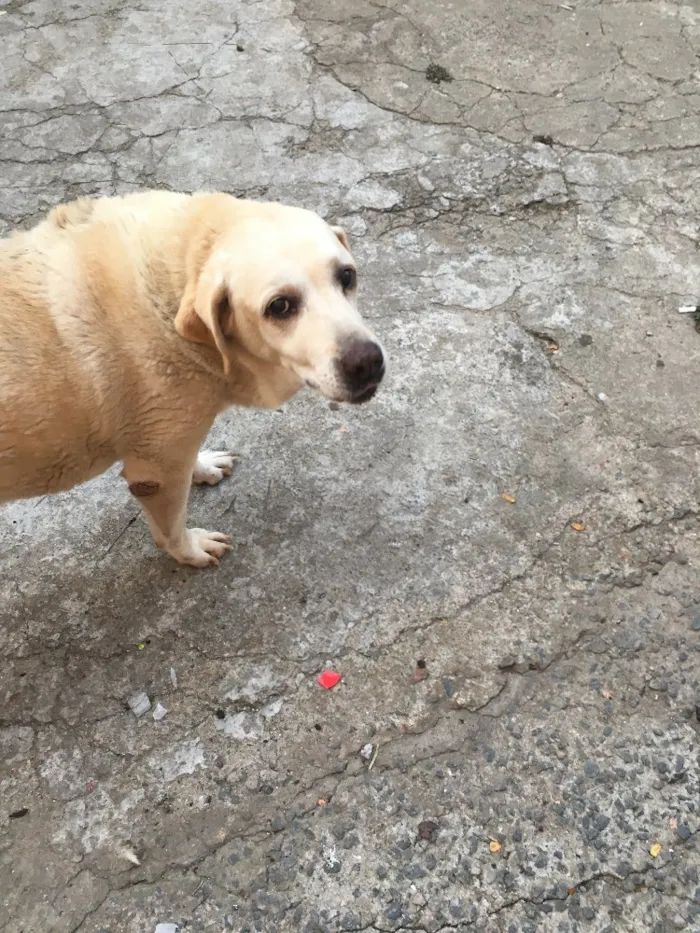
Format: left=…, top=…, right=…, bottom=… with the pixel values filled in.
left=0, top=199, right=146, bottom=499
left=0, top=228, right=108, bottom=498
left=0, top=191, right=210, bottom=500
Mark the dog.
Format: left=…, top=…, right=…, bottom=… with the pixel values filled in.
left=0, top=191, right=385, bottom=567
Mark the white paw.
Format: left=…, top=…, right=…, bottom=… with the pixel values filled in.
left=192, top=450, right=239, bottom=486
left=168, top=528, right=233, bottom=568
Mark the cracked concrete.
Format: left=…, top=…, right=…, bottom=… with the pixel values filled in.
left=1, top=0, right=700, bottom=930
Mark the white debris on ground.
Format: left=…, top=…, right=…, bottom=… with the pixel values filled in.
left=127, top=691, right=150, bottom=717
left=117, top=846, right=141, bottom=866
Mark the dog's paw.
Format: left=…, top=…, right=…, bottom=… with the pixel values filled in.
left=192, top=450, right=239, bottom=486
left=169, top=528, right=233, bottom=568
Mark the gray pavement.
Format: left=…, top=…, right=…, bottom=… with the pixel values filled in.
left=1, top=0, right=700, bottom=931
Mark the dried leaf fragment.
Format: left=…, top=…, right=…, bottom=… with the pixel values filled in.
left=649, top=842, right=662, bottom=858
left=570, top=521, right=585, bottom=532
left=489, top=839, right=502, bottom=853
left=501, top=493, right=516, bottom=504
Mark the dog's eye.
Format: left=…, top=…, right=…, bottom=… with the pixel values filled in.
left=266, top=295, right=298, bottom=320
left=338, top=267, right=357, bottom=291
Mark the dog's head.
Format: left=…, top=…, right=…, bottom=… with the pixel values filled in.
left=175, top=199, right=385, bottom=405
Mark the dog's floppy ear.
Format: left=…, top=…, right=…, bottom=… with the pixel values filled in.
left=175, top=277, right=235, bottom=375
left=332, top=225, right=350, bottom=251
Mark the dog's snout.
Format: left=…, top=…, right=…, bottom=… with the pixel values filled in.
left=340, top=340, right=385, bottom=392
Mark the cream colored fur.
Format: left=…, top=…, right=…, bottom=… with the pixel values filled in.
left=0, top=191, right=382, bottom=566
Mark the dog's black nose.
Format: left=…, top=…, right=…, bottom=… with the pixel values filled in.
left=340, top=340, right=385, bottom=393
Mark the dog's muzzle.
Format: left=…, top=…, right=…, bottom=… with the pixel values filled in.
left=337, top=339, right=385, bottom=404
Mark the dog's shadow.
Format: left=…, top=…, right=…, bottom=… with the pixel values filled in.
left=0, top=401, right=413, bottom=712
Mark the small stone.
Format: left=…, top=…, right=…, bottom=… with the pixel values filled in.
left=417, top=820, right=439, bottom=843
left=329, top=402, right=340, bottom=411
left=579, top=334, right=594, bottom=346
left=691, top=616, right=700, bottom=631
left=443, top=678, right=455, bottom=698
left=677, top=824, right=692, bottom=841
left=425, top=63, right=453, bottom=84
left=270, top=816, right=285, bottom=832
left=360, top=743, right=374, bottom=760
left=324, top=859, right=342, bottom=874
left=584, top=759, right=600, bottom=778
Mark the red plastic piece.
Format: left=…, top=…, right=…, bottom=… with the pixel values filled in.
left=317, top=670, right=341, bottom=690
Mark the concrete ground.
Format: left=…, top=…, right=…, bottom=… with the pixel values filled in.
left=1, top=0, right=700, bottom=930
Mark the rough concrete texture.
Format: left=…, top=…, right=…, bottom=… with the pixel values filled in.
left=1, top=0, right=700, bottom=931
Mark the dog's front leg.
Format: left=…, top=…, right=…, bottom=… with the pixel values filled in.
left=122, top=448, right=232, bottom=568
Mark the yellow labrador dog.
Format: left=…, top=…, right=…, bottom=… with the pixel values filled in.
left=0, top=191, right=385, bottom=567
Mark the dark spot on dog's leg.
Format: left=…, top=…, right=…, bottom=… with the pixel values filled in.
left=129, top=481, right=160, bottom=497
